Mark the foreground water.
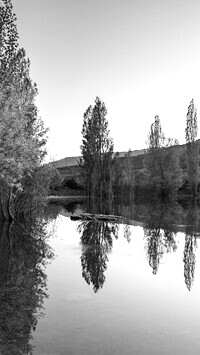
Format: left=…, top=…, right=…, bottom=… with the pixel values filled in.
left=1, top=201, right=200, bottom=354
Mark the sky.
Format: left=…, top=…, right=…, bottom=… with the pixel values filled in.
left=12, top=0, right=200, bottom=161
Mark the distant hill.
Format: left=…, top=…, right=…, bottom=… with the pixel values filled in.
left=52, top=149, right=146, bottom=169
left=52, top=156, right=80, bottom=168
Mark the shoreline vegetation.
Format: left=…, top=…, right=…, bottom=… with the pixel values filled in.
left=0, top=0, right=57, bottom=221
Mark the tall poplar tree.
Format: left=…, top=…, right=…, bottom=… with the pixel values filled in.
left=148, top=115, right=165, bottom=150
left=185, top=99, right=199, bottom=196
left=146, top=115, right=166, bottom=193
left=79, top=97, right=114, bottom=198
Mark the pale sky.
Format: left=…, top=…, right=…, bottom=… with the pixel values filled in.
left=13, top=0, right=200, bottom=160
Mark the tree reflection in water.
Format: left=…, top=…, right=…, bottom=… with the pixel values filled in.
left=144, top=227, right=165, bottom=275
left=123, top=223, right=131, bottom=243
left=78, top=220, right=119, bottom=293
left=143, top=202, right=200, bottom=291
left=144, top=228, right=178, bottom=275
left=183, top=234, right=196, bottom=291
left=143, top=204, right=178, bottom=275
left=0, top=217, right=53, bottom=354
left=183, top=203, right=199, bottom=291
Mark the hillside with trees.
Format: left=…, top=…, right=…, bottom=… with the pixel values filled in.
left=50, top=98, right=200, bottom=203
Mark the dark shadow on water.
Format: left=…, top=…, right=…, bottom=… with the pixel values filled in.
left=0, top=216, right=54, bottom=354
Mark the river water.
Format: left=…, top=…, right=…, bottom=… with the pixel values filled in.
left=1, top=200, right=200, bottom=354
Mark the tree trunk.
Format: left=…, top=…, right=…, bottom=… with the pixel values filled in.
left=0, top=183, right=13, bottom=221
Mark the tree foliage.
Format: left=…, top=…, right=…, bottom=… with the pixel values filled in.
left=0, top=0, right=48, bottom=218
left=148, top=115, right=165, bottom=150
left=185, top=99, right=198, bottom=143
left=185, top=99, right=199, bottom=196
left=79, top=97, right=114, bottom=198
left=145, top=115, right=183, bottom=197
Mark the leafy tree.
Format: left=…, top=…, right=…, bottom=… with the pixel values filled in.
left=112, top=152, right=122, bottom=192
left=185, top=99, right=199, bottom=196
left=148, top=115, right=165, bottom=150
left=79, top=97, right=114, bottom=198
left=146, top=115, right=166, bottom=194
left=185, top=99, right=198, bottom=142
left=145, top=115, right=183, bottom=197
left=13, top=164, right=56, bottom=218
left=122, top=150, right=134, bottom=194
left=0, top=0, right=18, bottom=84
left=112, top=151, right=135, bottom=196
left=0, top=0, right=48, bottom=218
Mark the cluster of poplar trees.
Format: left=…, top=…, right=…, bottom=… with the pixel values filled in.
left=135, top=98, right=199, bottom=198
left=80, top=97, right=199, bottom=200
left=0, top=0, right=50, bottom=219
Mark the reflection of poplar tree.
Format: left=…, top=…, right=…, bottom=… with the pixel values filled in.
left=183, top=235, right=196, bottom=291
left=163, top=230, right=177, bottom=253
left=144, top=226, right=177, bottom=275
left=144, top=227, right=164, bottom=274
left=123, top=223, right=131, bottom=243
left=183, top=201, right=199, bottom=291
left=78, top=220, right=118, bottom=292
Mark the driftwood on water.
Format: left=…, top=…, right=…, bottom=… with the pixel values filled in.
left=70, top=212, right=127, bottom=223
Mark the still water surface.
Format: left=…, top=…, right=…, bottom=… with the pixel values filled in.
left=32, top=201, right=200, bottom=354
left=1, top=201, right=200, bottom=354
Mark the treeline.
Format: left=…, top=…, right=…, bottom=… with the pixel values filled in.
left=80, top=97, right=200, bottom=201
left=0, top=0, right=53, bottom=220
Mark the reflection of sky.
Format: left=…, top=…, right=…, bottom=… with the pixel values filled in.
left=34, top=216, right=200, bottom=354
left=12, top=0, right=200, bottom=159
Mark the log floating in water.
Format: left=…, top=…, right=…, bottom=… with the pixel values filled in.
left=70, top=212, right=127, bottom=223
